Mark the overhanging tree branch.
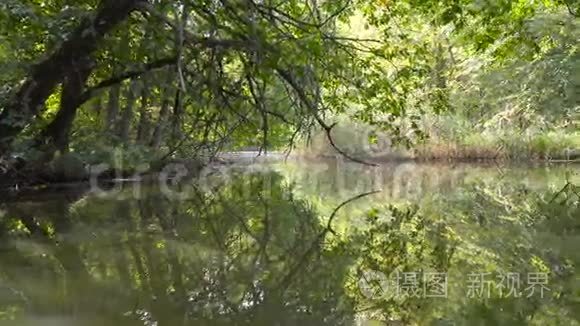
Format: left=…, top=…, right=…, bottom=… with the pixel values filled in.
left=276, top=68, right=378, bottom=166
left=78, top=56, right=178, bottom=105
left=136, top=1, right=255, bottom=51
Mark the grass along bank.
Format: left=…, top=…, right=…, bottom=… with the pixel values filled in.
left=414, top=130, right=580, bottom=162
left=299, top=121, right=580, bottom=163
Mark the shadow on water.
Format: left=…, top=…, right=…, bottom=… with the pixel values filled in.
left=0, top=161, right=579, bottom=325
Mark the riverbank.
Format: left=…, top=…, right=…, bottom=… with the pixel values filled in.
left=413, top=131, right=580, bottom=162
left=300, top=125, right=580, bottom=164
left=0, top=151, right=286, bottom=194
left=2, top=146, right=578, bottom=196
left=303, top=153, right=580, bottom=165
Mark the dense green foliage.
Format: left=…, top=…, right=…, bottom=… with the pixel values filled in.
left=299, top=1, right=579, bottom=161
left=0, top=0, right=577, bottom=176
left=0, top=2, right=579, bottom=324
left=414, top=5, right=580, bottom=160
left=0, top=0, right=395, bottom=166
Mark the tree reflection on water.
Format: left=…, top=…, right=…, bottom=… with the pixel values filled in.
left=0, top=164, right=579, bottom=325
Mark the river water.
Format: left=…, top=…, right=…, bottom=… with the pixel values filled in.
left=0, top=159, right=579, bottom=325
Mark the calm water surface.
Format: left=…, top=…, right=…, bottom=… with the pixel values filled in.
left=0, top=160, right=579, bottom=325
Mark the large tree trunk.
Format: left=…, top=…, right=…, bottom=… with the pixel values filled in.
left=104, top=31, right=132, bottom=134
left=150, top=90, right=172, bottom=149
left=150, top=70, right=174, bottom=149
left=104, top=85, right=121, bottom=133
left=136, top=77, right=151, bottom=144
left=170, top=89, right=183, bottom=145
left=0, top=0, right=142, bottom=156
left=35, top=59, right=94, bottom=157
left=117, top=82, right=138, bottom=144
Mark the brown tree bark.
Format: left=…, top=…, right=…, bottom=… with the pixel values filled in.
left=104, top=85, right=121, bottom=133
left=150, top=70, right=175, bottom=149
left=136, top=77, right=151, bottom=144
left=117, top=81, right=139, bottom=144
left=170, top=89, right=183, bottom=145
left=150, top=92, right=171, bottom=150
left=34, top=59, right=94, bottom=156
left=0, top=0, right=143, bottom=156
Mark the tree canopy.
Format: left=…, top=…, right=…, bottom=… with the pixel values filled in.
left=0, top=0, right=577, bottom=171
